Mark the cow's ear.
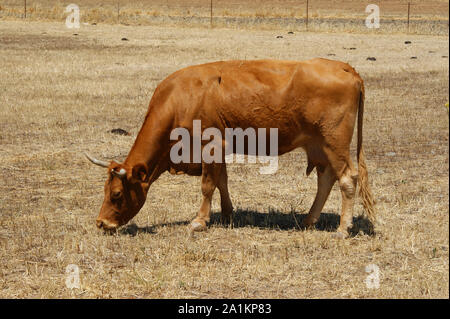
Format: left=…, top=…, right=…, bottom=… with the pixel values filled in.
left=131, top=163, right=148, bottom=183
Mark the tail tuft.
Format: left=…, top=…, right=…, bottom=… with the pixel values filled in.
left=357, top=149, right=376, bottom=223
left=357, top=87, right=376, bottom=224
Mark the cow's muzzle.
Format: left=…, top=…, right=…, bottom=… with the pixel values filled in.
left=96, top=218, right=118, bottom=231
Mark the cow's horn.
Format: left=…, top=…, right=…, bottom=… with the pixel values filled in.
left=84, top=152, right=109, bottom=168
left=112, top=168, right=127, bottom=178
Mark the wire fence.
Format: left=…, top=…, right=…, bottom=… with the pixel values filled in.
left=0, top=0, right=448, bottom=35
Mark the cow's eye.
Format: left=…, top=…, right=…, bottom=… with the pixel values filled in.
left=111, top=190, right=122, bottom=199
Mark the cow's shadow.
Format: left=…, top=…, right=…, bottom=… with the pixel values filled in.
left=210, top=208, right=375, bottom=237
left=120, top=208, right=374, bottom=237
left=119, top=220, right=190, bottom=236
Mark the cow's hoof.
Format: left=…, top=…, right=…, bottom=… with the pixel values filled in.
left=332, top=231, right=348, bottom=239
left=301, top=219, right=316, bottom=230
left=189, top=220, right=207, bottom=233
left=220, top=214, right=232, bottom=226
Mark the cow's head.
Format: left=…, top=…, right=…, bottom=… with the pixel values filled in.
left=85, top=153, right=149, bottom=231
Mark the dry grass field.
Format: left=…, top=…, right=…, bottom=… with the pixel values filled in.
left=0, top=17, right=449, bottom=298
left=0, top=0, right=449, bottom=34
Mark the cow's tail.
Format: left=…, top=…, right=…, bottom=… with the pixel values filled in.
left=356, top=84, right=376, bottom=224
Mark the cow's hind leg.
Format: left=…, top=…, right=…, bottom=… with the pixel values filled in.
left=216, top=164, right=233, bottom=225
left=302, top=165, right=336, bottom=228
left=324, top=147, right=358, bottom=239
left=190, top=163, right=222, bottom=232
left=335, top=165, right=358, bottom=238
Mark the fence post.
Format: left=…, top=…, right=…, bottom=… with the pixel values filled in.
left=117, top=1, right=120, bottom=24
left=24, top=0, right=26, bottom=18
left=210, top=0, right=213, bottom=28
left=306, top=0, right=309, bottom=31
left=407, top=2, right=410, bottom=33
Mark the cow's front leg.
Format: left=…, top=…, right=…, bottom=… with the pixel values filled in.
left=217, top=164, right=233, bottom=225
left=190, top=163, right=222, bottom=232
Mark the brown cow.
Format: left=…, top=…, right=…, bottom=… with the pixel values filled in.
left=86, top=58, right=375, bottom=238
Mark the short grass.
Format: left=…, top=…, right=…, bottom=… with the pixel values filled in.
left=0, top=20, right=448, bottom=298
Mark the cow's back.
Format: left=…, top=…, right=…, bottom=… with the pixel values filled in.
left=150, top=59, right=362, bottom=154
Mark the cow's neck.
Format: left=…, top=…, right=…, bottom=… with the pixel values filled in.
left=124, top=107, right=171, bottom=185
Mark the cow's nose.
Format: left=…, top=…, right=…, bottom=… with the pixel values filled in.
left=96, top=219, right=118, bottom=230
left=96, top=219, right=104, bottom=229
